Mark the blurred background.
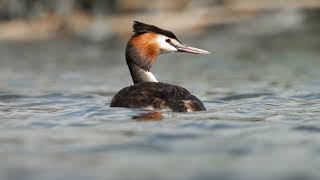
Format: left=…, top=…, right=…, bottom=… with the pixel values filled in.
left=0, top=0, right=319, bottom=93
left=1, top=1, right=320, bottom=180
left=0, top=0, right=319, bottom=41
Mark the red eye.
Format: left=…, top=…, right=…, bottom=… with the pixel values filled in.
left=166, top=38, right=171, bottom=43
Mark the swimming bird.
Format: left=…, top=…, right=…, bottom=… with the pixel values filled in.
left=110, top=21, right=210, bottom=112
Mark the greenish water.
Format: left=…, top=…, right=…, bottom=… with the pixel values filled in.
left=1, top=14, right=320, bottom=180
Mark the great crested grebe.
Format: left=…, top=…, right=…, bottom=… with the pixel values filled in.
left=110, top=21, right=210, bottom=112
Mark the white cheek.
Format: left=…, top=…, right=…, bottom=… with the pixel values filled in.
left=156, top=35, right=177, bottom=53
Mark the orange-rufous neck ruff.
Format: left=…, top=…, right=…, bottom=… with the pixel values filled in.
left=129, top=33, right=160, bottom=67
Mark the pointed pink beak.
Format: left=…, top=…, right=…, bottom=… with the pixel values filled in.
left=171, top=40, right=210, bottom=54
left=176, top=43, right=211, bottom=54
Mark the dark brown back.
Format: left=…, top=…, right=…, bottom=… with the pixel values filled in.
left=110, top=82, right=206, bottom=112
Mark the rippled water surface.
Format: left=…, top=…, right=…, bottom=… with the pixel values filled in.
left=1, top=20, right=320, bottom=180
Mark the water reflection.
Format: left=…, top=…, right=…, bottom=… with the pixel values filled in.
left=132, top=111, right=164, bottom=121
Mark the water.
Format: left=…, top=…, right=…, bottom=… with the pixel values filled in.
left=1, top=17, right=320, bottom=180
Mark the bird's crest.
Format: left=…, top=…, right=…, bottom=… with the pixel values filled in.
left=133, top=21, right=178, bottom=40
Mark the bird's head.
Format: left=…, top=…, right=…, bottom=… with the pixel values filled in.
left=126, top=21, right=210, bottom=70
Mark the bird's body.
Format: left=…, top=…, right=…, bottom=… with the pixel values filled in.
left=110, top=21, right=210, bottom=112
left=111, top=82, right=206, bottom=112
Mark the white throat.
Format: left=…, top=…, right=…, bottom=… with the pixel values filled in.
left=145, top=71, right=158, bottom=82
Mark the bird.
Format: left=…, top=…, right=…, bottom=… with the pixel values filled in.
left=110, top=21, right=210, bottom=112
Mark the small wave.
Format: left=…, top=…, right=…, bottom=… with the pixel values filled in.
left=218, top=93, right=274, bottom=101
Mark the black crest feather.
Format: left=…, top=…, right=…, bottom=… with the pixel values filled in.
left=133, top=21, right=178, bottom=40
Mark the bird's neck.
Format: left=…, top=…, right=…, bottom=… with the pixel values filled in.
left=126, top=43, right=158, bottom=84
left=127, top=62, right=158, bottom=83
